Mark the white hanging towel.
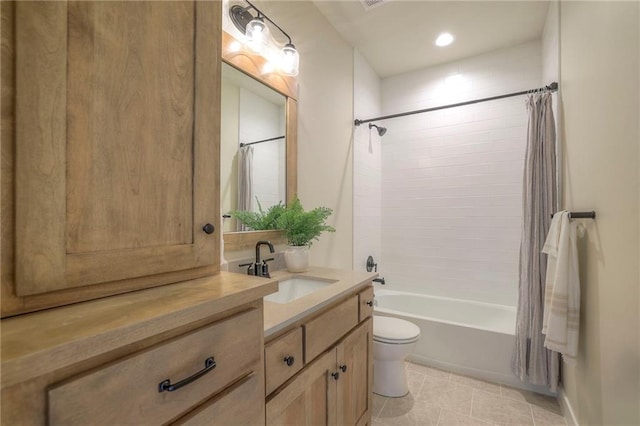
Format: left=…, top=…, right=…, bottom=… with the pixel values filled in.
left=541, top=211, right=582, bottom=364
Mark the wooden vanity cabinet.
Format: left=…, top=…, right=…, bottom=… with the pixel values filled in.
left=1, top=1, right=273, bottom=422
left=2, top=0, right=222, bottom=316
left=1, top=276, right=274, bottom=426
left=265, top=285, right=374, bottom=426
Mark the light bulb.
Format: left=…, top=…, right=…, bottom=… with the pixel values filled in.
left=280, top=43, right=299, bottom=76
left=246, top=16, right=270, bottom=54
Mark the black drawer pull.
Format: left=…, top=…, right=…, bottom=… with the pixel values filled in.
left=158, top=357, right=216, bottom=392
left=339, top=364, right=347, bottom=373
left=366, top=300, right=374, bottom=307
left=284, top=356, right=295, bottom=367
left=331, top=371, right=340, bottom=380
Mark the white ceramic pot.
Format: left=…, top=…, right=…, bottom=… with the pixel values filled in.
left=284, top=245, right=310, bottom=273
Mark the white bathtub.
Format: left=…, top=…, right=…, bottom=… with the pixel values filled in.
left=374, top=289, right=545, bottom=392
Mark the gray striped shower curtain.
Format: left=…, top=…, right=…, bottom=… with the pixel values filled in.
left=512, top=92, right=560, bottom=391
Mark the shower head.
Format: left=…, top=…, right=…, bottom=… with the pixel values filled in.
left=369, top=123, right=387, bottom=136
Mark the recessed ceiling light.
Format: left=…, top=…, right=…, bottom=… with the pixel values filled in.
left=435, top=32, right=455, bottom=47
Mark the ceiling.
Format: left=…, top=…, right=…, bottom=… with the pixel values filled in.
left=313, top=1, right=550, bottom=78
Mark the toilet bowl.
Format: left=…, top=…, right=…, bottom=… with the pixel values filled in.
left=373, top=316, right=421, bottom=397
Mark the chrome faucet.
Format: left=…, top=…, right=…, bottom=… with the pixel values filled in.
left=254, top=240, right=275, bottom=278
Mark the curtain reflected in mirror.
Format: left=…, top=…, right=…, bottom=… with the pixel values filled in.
left=237, top=145, right=253, bottom=231
left=221, top=62, right=287, bottom=233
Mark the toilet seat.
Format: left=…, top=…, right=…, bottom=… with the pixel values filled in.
left=373, top=316, right=420, bottom=345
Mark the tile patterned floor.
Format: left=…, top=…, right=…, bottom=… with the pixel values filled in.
left=372, top=362, right=567, bottom=426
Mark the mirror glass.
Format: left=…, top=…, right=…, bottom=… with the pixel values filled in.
left=221, top=62, right=287, bottom=233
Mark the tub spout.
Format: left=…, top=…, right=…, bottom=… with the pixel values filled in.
left=373, top=277, right=386, bottom=285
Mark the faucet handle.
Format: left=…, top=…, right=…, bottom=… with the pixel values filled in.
left=239, top=262, right=254, bottom=275
left=366, top=256, right=378, bottom=273
left=261, top=258, right=274, bottom=278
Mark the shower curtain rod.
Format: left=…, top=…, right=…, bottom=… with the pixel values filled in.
left=239, top=135, right=285, bottom=147
left=353, top=82, right=558, bottom=126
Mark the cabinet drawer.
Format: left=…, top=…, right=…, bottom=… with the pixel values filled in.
left=304, top=295, right=358, bottom=362
left=265, top=327, right=303, bottom=395
left=173, top=373, right=264, bottom=426
left=358, top=286, right=374, bottom=321
left=49, top=308, right=262, bottom=425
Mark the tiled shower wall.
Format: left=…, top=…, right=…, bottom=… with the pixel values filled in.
left=380, top=41, right=542, bottom=306
left=353, top=50, right=382, bottom=272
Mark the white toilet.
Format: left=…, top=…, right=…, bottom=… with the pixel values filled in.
left=373, top=316, right=421, bottom=397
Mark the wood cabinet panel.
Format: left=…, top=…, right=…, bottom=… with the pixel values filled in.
left=336, top=319, right=373, bottom=426
left=304, top=295, right=359, bottom=362
left=265, top=326, right=303, bottom=395
left=13, top=1, right=220, bottom=297
left=266, top=350, right=337, bottom=426
left=358, top=286, right=374, bottom=322
left=66, top=1, right=194, bottom=253
left=48, top=308, right=260, bottom=426
left=174, top=373, right=264, bottom=426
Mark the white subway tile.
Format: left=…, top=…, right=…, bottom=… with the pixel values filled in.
left=370, top=41, right=542, bottom=307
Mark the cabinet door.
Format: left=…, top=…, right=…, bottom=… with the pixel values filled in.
left=336, top=319, right=373, bottom=426
left=173, top=373, right=264, bottom=426
left=14, top=1, right=220, bottom=296
left=267, top=350, right=337, bottom=426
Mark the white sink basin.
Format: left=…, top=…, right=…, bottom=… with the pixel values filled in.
left=264, top=277, right=337, bottom=304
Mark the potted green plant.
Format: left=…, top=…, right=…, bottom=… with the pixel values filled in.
left=276, top=197, right=335, bottom=272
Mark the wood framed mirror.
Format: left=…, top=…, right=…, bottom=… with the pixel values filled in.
left=221, top=31, right=297, bottom=252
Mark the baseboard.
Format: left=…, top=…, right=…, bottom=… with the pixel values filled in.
left=558, top=385, right=579, bottom=426
left=407, top=353, right=556, bottom=396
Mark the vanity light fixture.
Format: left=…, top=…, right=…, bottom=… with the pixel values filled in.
left=245, top=14, right=270, bottom=54
left=280, top=43, right=300, bottom=76
left=229, top=0, right=300, bottom=76
left=435, top=32, right=455, bottom=47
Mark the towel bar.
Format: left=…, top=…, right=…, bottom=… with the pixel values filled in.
left=551, top=211, right=596, bottom=219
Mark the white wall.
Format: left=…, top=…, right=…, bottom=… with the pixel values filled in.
left=380, top=41, right=542, bottom=306
left=542, top=2, right=561, bottom=207
left=257, top=1, right=355, bottom=269
left=542, top=2, right=560, bottom=86
left=353, top=50, right=382, bottom=272
left=559, top=2, right=640, bottom=425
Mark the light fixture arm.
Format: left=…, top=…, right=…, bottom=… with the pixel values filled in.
left=244, top=0, right=293, bottom=45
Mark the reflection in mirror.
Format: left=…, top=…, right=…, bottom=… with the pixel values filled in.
left=221, top=62, right=287, bottom=233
